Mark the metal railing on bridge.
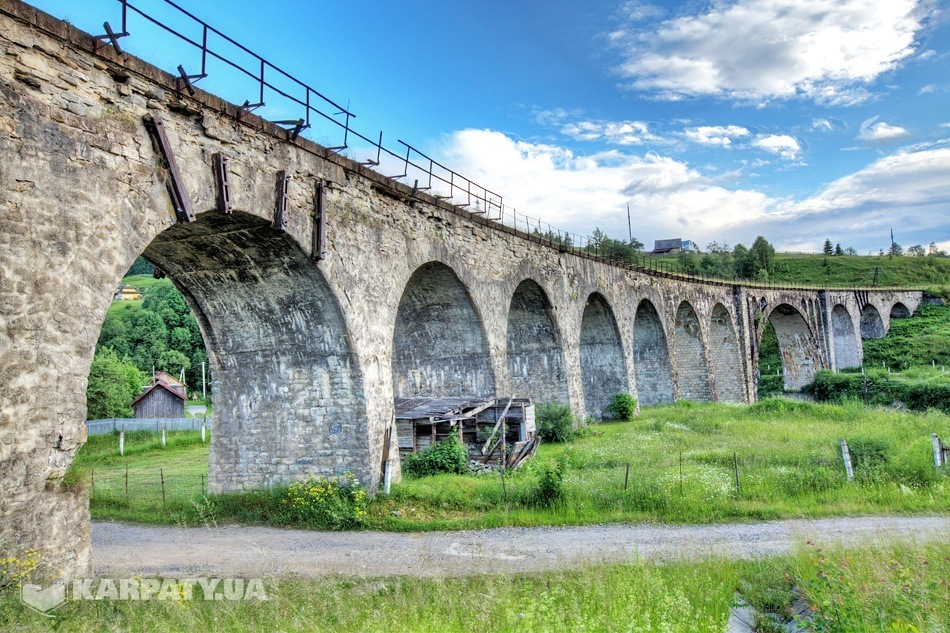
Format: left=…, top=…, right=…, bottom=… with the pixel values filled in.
left=87, top=0, right=924, bottom=293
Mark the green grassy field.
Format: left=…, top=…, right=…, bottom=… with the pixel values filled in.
left=652, top=251, right=950, bottom=288
left=72, top=400, right=949, bottom=530
left=2, top=541, right=946, bottom=632
left=864, top=302, right=950, bottom=370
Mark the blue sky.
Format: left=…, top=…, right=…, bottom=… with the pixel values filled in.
left=32, top=0, right=950, bottom=254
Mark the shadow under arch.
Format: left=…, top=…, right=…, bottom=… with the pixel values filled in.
left=890, top=302, right=911, bottom=319
left=708, top=303, right=744, bottom=403
left=764, top=303, right=822, bottom=391
left=831, top=304, right=861, bottom=370
left=506, top=279, right=568, bottom=405
left=580, top=293, right=628, bottom=419
left=671, top=300, right=712, bottom=402
left=392, top=261, right=495, bottom=398
left=860, top=304, right=885, bottom=339
left=633, top=299, right=674, bottom=406
left=144, top=211, right=367, bottom=492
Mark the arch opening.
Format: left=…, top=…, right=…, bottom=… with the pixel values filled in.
left=890, top=302, right=911, bottom=319
left=860, top=304, right=885, bottom=339
left=506, top=279, right=568, bottom=405
left=831, top=305, right=861, bottom=370
left=580, top=293, right=628, bottom=419
left=142, top=211, right=366, bottom=492
left=708, top=304, right=744, bottom=403
left=633, top=299, right=674, bottom=406
left=764, top=303, right=822, bottom=391
left=392, top=262, right=494, bottom=399
left=671, top=301, right=712, bottom=402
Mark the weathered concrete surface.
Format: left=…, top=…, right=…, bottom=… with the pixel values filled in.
left=0, top=1, right=923, bottom=577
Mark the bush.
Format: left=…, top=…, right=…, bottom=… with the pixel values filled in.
left=606, top=393, right=637, bottom=422
left=402, top=434, right=468, bottom=478
left=531, top=458, right=565, bottom=506
left=536, top=403, right=576, bottom=443
left=281, top=472, right=367, bottom=530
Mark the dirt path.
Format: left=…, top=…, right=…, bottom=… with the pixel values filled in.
left=92, top=516, right=949, bottom=579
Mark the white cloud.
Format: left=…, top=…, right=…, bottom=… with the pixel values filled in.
left=560, top=120, right=658, bottom=145
left=752, top=134, right=801, bottom=159
left=918, top=84, right=936, bottom=94
left=858, top=117, right=910, bottom=142
left=614, top=0, right=935, bottom=104
left=681, top=125, right=750, bottom=147
left=432, top=128, right=949, bottom=253
left=811, top=118, right=834, bottom=132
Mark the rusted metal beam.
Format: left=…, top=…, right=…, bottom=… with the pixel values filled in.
left=312, top=181, right=327, bottom=261
left=143, top=114, right=195, bottom=223
left=212, top=153, right=232, bottom=214
left=273, top=171, right=290, bottom=231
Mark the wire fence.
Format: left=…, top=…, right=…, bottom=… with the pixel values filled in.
left=86, top=417, right=211, bottom=435
left=85, top=0, right=925, bottom=293
left=89, top=466, right=207, bottom=511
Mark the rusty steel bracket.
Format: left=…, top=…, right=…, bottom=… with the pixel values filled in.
left=93, top=21, right=128, bottom=56
left=276, top=118, right=309, bottom=141
left=176, top=65, right=207, bottom=96
left=237, top=100, right=264, bottom=120
left=212, top=153, right=232, bottom=214
left=144, top=114, right=195, bottom=223
left=273, top=171, right=290, bottom=232
left=312, top=181, right=327, bottom=261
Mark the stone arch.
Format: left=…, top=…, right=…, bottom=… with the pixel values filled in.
left=671, top=301, right=712, bottom=402
left=765, top=303, right=822, bottom=390
left=831, top=305, right=861, bottom=370
left=506, top=279, right=568, bottom=405
left=144, top=211, right=366, bottom=492
left=392, top=261, right=494, bottom=399
left=708, top=303, right=744, bottom=403
left=579, top=293, right=628, bottom=419
left=633, top=299, right=675, bottom=406
left=890, top=302, right=911, bottom=319
left=860, top=304, right=885, bottom=339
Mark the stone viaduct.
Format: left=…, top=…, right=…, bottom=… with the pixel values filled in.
left=0, top=1, right=923, bottom=576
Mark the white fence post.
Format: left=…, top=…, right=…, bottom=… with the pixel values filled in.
left=933, top=434, right=944, bottom=470
left=119, top=426, right=125, bottom=456
left=840, top=439, right=854, bottom=481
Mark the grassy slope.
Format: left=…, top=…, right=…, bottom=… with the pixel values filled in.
left=651, top=251, right=950, bottom=287
left=863, top=302, right=950, bottom=369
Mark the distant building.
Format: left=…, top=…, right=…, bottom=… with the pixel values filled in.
left=131, top=374, right=186, bottom=418
left=113, top=284, right=142, bottom=300
left=652, top=238, right=697, bottom=255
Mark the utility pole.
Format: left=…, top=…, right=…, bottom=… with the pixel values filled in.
left=626, top=203, right=633, bottom=245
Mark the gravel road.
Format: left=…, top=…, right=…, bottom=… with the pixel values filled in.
left=92, top=516, right=949, bottom=579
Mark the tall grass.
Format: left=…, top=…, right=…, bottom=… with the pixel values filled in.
left=2, top=542, right=946, bottom=632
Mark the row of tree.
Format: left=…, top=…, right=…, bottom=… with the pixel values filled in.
left=677, top=237, right=776, bottom=280
left=88, top=259, right=209, bottom=418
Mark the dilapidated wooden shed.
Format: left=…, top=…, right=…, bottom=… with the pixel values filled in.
left=395, top=396, right=538, bottom=469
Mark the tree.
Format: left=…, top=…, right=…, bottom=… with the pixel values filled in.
left=677, top=250, right=700, bottom=274
left=588, top=227, right=641, bottom=264
left=888, top=241, right=903, bottom=257
left=907, top=244, right=926, bottom=257
left=749, top=236, right=776, bottom=275
left=125, top=256, right=154, bottom=276
left=928, top=242, right=948, bottom=257
left=86, top=347, right=146, bottom=419
left=732, top=243, right=752, bottom=278
left=845, top=247, right=857, bottom=256
left=823, top=239, right=833, bottom=256
left=834, top=243, right=844, bottom=256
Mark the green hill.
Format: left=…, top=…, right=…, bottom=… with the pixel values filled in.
left=768, top=253, right=950, bottom=288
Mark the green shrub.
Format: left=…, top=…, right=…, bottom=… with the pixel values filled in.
left=606, top=393, right=637, bottom=422
left=402, top=434, right=468, bottom=478
left=531, top=458, right=565, bottom=506
left=536, top=403, right=576, bottom=443
left=281, top=472, right=367, bottom=530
